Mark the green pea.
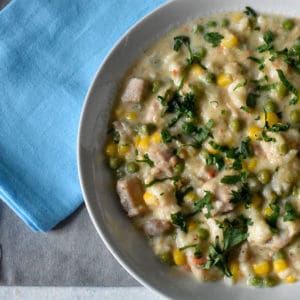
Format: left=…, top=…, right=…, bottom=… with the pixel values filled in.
left=206, top=20, right=217, bottom=28
left=136, top=123, right=157, bottom=135
left=173, top=161, right=185, bottom=176
left=264, top=100, right=277, bottom=112
left=281, top=19, right=294, bottom=31
left=264, top=275, right=279, bottom=287
left=229, top=118, right=243, bottom=132
left=159, top=252, right=174, bottom=265
left=193, top=24, right=204, bottom=34
left=257, top=169, right=271, bottom=185
left=248, top=276, right=263, bottom=287
left=109, top=157, right=122, bottom=170
left=276, top=82, right=287, bottom=98
left=198, top=228, right=209, bottom=240
left=290, top=109, right=300, bottom=123
left=273, top=250, right=286, bottom=260
left=221, top=18, right=230, bottom=28
left=151, top=80, right=161, bottom=94
left=206, top=73, right=216, bottom=84
left=126, top=162, right=139, bottom=174
left=194, top=47, right=207, bottom=59
left=278, top=143, right=289, bottom=155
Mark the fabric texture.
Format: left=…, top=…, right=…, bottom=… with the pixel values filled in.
left=0, top=0, right=165, bottom=231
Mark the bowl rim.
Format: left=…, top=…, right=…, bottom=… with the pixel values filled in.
left=77, top=1, right=173, bottom=298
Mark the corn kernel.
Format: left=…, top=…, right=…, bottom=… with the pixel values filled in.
left=187, top=220, right=197, bottom=232
left=273, top=259, right=288, bottom=273
left=151, top=131, right=162, bottom=144
left=184, top=191, right=198, bottom=202
left=125, top=111, right=137, bottom=121
left=252, top=194, right=263, bottom=209
left=230, top=260, right=240, bottom=280
left=118, top=144, right=130, bottom=156
left=173, top=249, right=187, bottom=266
left=261, top=111, right=280, bottom=127
left=189, top=64, right=205, bottom=79
left=105, top=143, right=117, bottom=157
left=217, top=73, right=233, bottom=87
left=247, top=158, right=257, bottom=171
left=221, top=34, right=238, bottom=48
left=264, top=206, right=273, bottom=217
left=138, top=136, right=150, bottom=152
left=231, top=12, right=243, bottom=22
left=248, top=125, right=262, bottom=141
left=253, top=261, right=271, bottom=276
left=143, top=191, right=159, bottom=206
left=285, top=275, right=296, bottom=283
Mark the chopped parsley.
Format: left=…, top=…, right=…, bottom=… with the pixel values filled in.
left=277, top=69, right=298, bottom=96
left=206, top=153, right=225, bottom=170
left=230, top=184, right=252, bottom=208
left=136, top=154, right=154, bottom=167
left=244, top=6, right=257, bottom=18
left=221, top=171, right=248, bottom=185
left=246, top=93, right=258, bottom=108
left=204, top=32, right=224, bottom=47
left=265, top=202, right=280, bottom=233
left=175, top=186, right=193, bottom=206
left=233, top=80, right=247, bottom=91
left=179, top=243, right=202, bottom=258
left=283, top=202, right=299, bottom=222
left=161, top=129, right=173, bottom=143
left=201, top=216, right=250, bottom=277
left=193, top=191, right=213, bottom=218
left=171, top=211, right=188, bottom=232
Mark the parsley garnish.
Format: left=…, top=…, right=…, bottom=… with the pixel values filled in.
left=244, top=6, right=257, bottom=18
left=206, top=153, right=225, bottom=170
left=201, top=216, right=250, bottom=277
left=277, top=69, right=298, bottom=96
left=233, top=80, right=247, bottom=91
left=268, top=123, right=290, bottom=132
left=246, top=93, right=258, bottom=108
left=179, top=244, right=202, bottom=258
left=161, top=129, right=173, bottom=143
left=204, top=32, right=224, bottom=47
left=171, top=212, right=188, bottom=232
left=194, top=191, right=213, bottom=218
left=175, top=186, right=193, bottom=206
left=173, top=35, right=207, bottom=66
left=265, top=202, right=280, bottom=233
left=221, top=171, right=248, bottom=185
left=136, top=154, right=154, bottom=167
left=230, top=184, right=252, bottom=208
left=283, top=202, right=299, bottom=222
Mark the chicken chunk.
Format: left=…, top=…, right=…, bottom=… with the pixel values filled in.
left=117, top=176, right=147, bottom=217
left=121, top=78, right=148, bottom=103
left=143, top=219, right=173, bottom=236
left=144, top=98, right=163, bottom=123
left=248, top=210, right=273, bottom=246
left=148, top=144, right=173, bottom=176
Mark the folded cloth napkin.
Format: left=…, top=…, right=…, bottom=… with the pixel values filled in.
left=0, top=0, right=165, bottom=231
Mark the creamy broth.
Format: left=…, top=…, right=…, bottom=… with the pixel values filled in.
left=105, top=7, right=300, bottom=287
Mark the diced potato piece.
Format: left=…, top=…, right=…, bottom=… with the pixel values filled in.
left=121, top=78, right=148, bottom=103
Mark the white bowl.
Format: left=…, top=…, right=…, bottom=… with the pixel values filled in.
left=78, top=1, right=300, bottom=298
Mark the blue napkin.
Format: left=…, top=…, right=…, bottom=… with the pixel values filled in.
left=0, top=0, right=165, bottom=231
